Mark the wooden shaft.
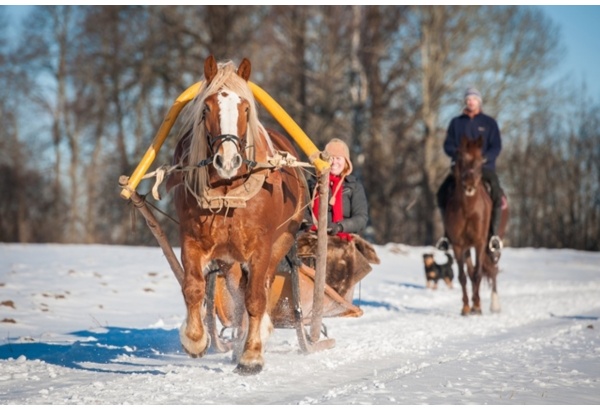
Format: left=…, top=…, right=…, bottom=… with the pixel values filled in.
left=119, top=81, right=331, bottom=200
left=310, top=168, right=330, bottom=342
left=248, top=82, right=330, bottom=173
left=119, top=83, right=201, bottom=199
left=128, top=190, right=185, bottom=287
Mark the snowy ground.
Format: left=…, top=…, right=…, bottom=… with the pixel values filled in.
left=1, top=242, right=599, bottom=405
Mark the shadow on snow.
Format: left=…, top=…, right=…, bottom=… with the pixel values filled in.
left=0, top=327, right=188, bottom=374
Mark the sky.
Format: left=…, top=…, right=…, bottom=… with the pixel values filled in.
left=1, top=243, right=599, bottom=405
left=537, top=5, right=600, bottom=101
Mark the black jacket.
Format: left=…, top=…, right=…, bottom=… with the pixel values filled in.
left=306, top=174, right=369, bottom=234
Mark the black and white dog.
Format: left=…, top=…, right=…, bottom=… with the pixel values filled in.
left=422, top=252, right=454, bottom=289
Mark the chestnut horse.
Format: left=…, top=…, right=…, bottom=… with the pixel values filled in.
left=442, top=136, right=508, bottom=316
left=166, top=56, right=307, bottom=374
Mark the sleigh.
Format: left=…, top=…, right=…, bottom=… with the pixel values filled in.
left=119, top=78, right=379, bottom=355
left=206, top=231, right=379, bottom=353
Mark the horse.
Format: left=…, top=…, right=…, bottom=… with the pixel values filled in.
left=165, top=55, right=307, bottom=374
left=442, top=136, right=508, bottom=316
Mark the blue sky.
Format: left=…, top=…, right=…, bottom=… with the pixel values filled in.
left=537, top=5, right=600, bottom=101
left=3, top=5, right=600, bottom=101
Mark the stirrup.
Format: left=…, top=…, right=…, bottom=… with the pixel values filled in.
left=435, top=237, right=450, bottom=251
left=488, top=235, right=503, bottom=253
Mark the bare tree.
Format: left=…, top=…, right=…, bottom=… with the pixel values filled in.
left=2, top=5, right=596, bottom=251
left=356, top=5, right=415, bottom=243
left=0, top=8, right=66, bottom=242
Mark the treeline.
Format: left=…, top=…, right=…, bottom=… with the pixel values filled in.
left=0, top=5, right=598, bottom=250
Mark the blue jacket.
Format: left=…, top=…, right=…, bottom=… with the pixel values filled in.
left=443, top=111, right=502, bottom=170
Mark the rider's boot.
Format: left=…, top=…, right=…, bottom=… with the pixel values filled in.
left=435, top=200, right=450, bottom=251
left=436, top=174, right=456, bottom=252
left=436, top=234, right=450, bottom=251
left=488, top=204, right=503, bottom=262
left=435, top=216, right=450, bottom=252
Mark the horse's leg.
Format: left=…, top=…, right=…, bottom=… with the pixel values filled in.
left=487, top=256, right=501, bottom=313
left=490, top=275, right=501, bottom=313
left=229, top=265, right=249, bottom=364
left=470, top=245, right=486, bottom=315
left=234, top=254, right=274, bottom=375
left=179, top=239, right=210, bottom=358
left=465, top=249, right=475, bottom=280
left=455, top=248, right=470, bottom=316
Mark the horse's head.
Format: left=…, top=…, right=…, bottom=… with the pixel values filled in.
left=186, top=55, right=261, bottom=182
left=455, top=136, right=485, bottom=197
left=201, top=55, right=252, bottom=180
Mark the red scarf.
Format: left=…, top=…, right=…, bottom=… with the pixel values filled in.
left=311, top=174, right=353, bottom=241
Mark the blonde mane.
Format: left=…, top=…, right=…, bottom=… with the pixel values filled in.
left=178, top=60, right=273, bottom=198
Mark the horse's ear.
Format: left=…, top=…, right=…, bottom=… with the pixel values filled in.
left=204, top=55, right=218, bottom=83
left=237, top=58, right=252, bottom=82
left=460, top=135, right=469, bottom=149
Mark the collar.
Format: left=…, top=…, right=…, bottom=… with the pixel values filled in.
left=462, top=108, right=481, bottom=119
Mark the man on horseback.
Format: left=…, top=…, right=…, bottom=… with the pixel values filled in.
left=436, top=87, right=504, bottom=255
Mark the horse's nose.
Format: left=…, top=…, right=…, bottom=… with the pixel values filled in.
left=231, top=153, right=242, bottom=169
left=215, top=153, right=224, bottom=169
left=213, top=153, right=243, bottom=178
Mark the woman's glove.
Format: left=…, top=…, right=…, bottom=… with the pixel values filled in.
left=327, top=222, right=343, bottom=235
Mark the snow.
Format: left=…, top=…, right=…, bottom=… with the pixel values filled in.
left=1, top=242, right=599, bottom=405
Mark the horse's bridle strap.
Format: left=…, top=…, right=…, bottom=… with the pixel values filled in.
left=208, top=133, right=243, bottom=155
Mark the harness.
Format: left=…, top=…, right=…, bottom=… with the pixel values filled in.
left=141, top=149, right=311, bottom=210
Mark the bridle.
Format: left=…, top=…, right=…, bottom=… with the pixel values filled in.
left=195, top=117, right=257, bottom=170
left=456, top=154, right=483, bottom=197
left=207, top=133, right=244, bottom=157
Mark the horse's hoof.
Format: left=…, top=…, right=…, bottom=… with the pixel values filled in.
left=461, top=307, right=470, bottom=316
left=234, top=351, right=264, bottom=375
left=234, top=362, right=263, bottom=375
left=180, top=326, right=211, bottom=358
left=181, top=338, right=210, bottom=359
left=470, top=307, right=482, bottom=315
left=182, top=346, right=201, bottom=359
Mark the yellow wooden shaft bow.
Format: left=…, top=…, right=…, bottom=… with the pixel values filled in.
left=120, top=81, right=329, bottom=199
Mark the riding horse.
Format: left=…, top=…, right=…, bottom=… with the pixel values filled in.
left=442, top=136, right=508, bottom=316
left=166, top=56, right=307, bottom=374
